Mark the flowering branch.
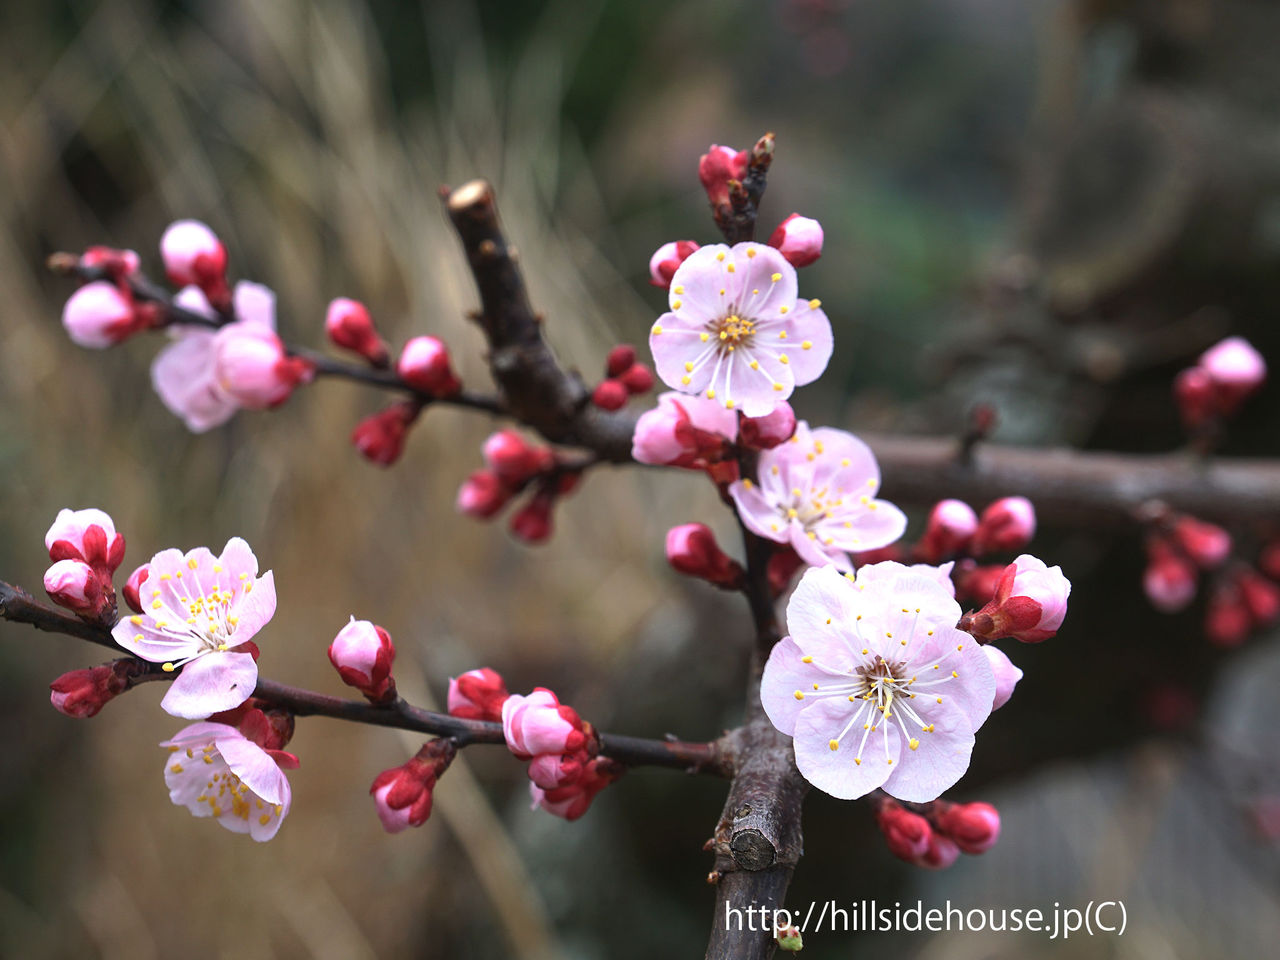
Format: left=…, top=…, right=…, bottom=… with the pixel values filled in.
left=0, top=579, right=726, bottom=774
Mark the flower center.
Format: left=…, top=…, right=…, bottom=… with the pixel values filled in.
left=714, top=314, right=755, bottom=349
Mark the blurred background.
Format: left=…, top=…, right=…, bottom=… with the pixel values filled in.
left=2, top=0, right=1279, bottom=957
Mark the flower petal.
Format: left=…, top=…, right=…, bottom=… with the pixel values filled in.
left=216, top=734, right=290, bottom=806
left=150, top=331, right=238, bottom=433
left=879, top=696, right=975, bottom=803
left=761, top=637, right=839, bottom=736
left=160, top=651, right=258, bottom=718
left=794, top=697, right=899, bottom=800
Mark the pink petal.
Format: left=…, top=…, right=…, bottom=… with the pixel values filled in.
left=777, top=300, right=833, bottom=386
left=784, top=566, right=863, bottom=669
left=728, top=480, right=789, bottom=544
left=216, top=734, right=291, bottom=806
left=231, top=281, right=277, bottom=330
left=910, top=628, right=996, bottom=731
left=649, top=310, right=716, bottom=395
left=760, top=636, right=835, bottom=736
left=151, top=332, right=238, bottom=433
left=794, top=697, right=900, bottom=800
left=160, top=651, right=258, bottom=718
left=983, top=645, right=1022, bottom=710
left=229, top=570, right=277, bottom=643
left=879, top=697, right=974, bottom=803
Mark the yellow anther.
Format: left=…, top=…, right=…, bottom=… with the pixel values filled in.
left=162, top=662, right=176, bottom=672
left=652, top=324, right=663, bottom=335
left=771, top=465, right=780, bottom=475
left=809, top=298, right=821, bottom=309
left=841, top=458, right=850, bottom=467
left=726, top=263, right=736, bottom=273
left=681, top=376, right=691, bottom=385
left=773, top=383, right=784, bottom=391
left=801, top=655, right=813, bottom=663
left=130, top=615, right=142, bottom=625
left=674, top=285, right=685, bottom=295
left=779, top=331, right=788, bottom=339
left=259, top=813, right=272, bottom=826
left=812, top=682, right=820, bottom=690
left=779, top=305, right=789, bottom=314
left=700, top=332, right=710, bottom=342
left=725, top=400, right=736, bottom=409
left=779, top=354, right=789, bottom=364
left=828, top=740, right=839, bottom=751
left=909, top=738, right=920, bottom=751
left=747, top=248, right=757, bottom=258
left=802, top=340, right=812, bottom=350
left=159, top=574, right=171, bottom=581
left=706, top=388, right=716, bottom=399
left=793, top=690, right=805, bottom=701
left=787, top=508, right=798, bottom=518
left=716, top=251, right=725, bottom=261
left=187, top=558, right=198, bottom=570
left=672, top=299, right=683, bottom=309
left=152, top=600, right=162, bottom=610
left=749, top=360, right=759, bottom=370
left=685, top=361, right=694, bottom=372
left=171, top=764, right=184, bottom=773
left=771, top=272, right=782, bottom=282
left=854, top=758, right=862, bottom=766
left=743, top=478, right=754, bottom=489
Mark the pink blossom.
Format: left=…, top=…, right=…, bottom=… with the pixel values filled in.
left=916, top=499, right=979, bottom=563
left=351, top=401, right=420, bottom=466
left=447, top=667, right=510, bottom=721
left=397, top=336, right=461, bottom=397
left=767, top=214, right=824, bottom=268
left=112, top=537, right=276, bottom=718
left=45, top=507, right=125, bottom=572
left=648, top=242, right=833, bottom=416
left=370, top=740, right=454, bottom=833
left=631, top=391, right=738, bottom=467
left=161, top=721, right=295, bottom=841
left=739, top=401, right=797, bottom=449
left=665, top=523, right=744, bottom=589
left=648, top=241, right=700, bottom=288
left=698, top=145, right=748, bottom=207
left=502, top=688, right=589, bottom=759
left=456, top=469, right=511, bottom=518
left=160, top=220, right=229, bottom=305
left=934, top=801, right=1001, bottom=855
left=327, top=617, right=396, bottom=702
left=964, top=555, right=1071, bottom=643
left=214, top=324, right=313, bottom=408
left=761, top=563, right=997, bottom=802
left=325, top=297, right=388, bottom=366
left=855, top=560, right=957, bottom=597
left=729, top=422, right=907, bottom=570
left=62, top=281, right=140, bottom=349
left=970, top=497, right=1036, bottom=555
left=151, top=282, right=276, bottom=432
left=43, top=559, right=104, bottom=617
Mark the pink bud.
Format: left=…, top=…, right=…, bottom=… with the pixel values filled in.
left=934, top=801, right=1001, bottom=854
left=45, top=508, right=125, bottom=573
left=352, top=401, right=420, bottom=466
left=767, top=214, right=824, bottom=268
left=509, top=492, right=554, bottom=544
left=328, top=617, right=397, bottom=702
left=482, top=430, right=550, bottom=484
left=591, top=379, right=629, bottom=410
left=502, top=688, right=589, bottom=759
left=62, top=281, right=139, bottom=349
left=397, top=336, right=462, bottom=397
left=160, top=219, right=229, bottom=306
left=917, top=499, right=980, bottom=563
left=952, top=560, right=1004, bottom=605
left=370, top=740, right=455, bottom=833
left=606, top=344, right=637, bottom=377
left=618, top=363, right=654, bottom=395
left=739, top=402, right=797, bottom=449
left=1171, top=516, right=1231, bottom=570
left=528, top=752, right=588, bottom=790
left=456, top=469, right=511, bottom=519
left=1199, top=336, right=1266, bottom=411
left=1238, top=568, right=1280, bottom=627
left=1174, top=366, right=1216, bottom=429
left=984, top=645, right=1022, bottom=711
left=698, top=145, right=748, bottom=208
left=447, top=667, right=510, bottom=722
left=43, top=559, right=104, bottom=617
left=122, top=564, right=149, bottom=613
left=1143, top=537, right=1198, bottom=613
left=80, top=246, right=140, bottom=280
left=915, top=833, right=962, bottom=870
left=1206, top=578, right=1251, bottom=647
left=665, top=523, right=744, bottom=589
left=325, top=298, right=388, bottom=366
left=970, top=496, right=1036, bottom=555
left=49, top=663, right=132, bottom=718
left=528, top=756, right=623, bottom=821
left=875, top=801, right=932, bottom=862
left=215, top=325, right=313, bottom=408
left=648, top=240, right=700, bottom=288
left=962, top=554, right=1070, bottom=643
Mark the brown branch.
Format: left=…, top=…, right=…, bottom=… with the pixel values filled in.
left=863, top=432, right=1280, bottom=526
left=0, top=580, right=728, bottom=774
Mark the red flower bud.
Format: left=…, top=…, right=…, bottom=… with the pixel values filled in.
left=933, top=801, right=1001, bottom=855
left=351, top=401, right=420, bottom=466
left=618, top=363, right=654, bottom=395
left=665, top=523, right=744, bottom=589
left=740, top=402, right=797, bottom=450
left=606, top=344, right=637, bottom=378
left=370, top=740, right=456, bottom=833
left=328, top=618, right=397, bottom=703
left=510, top=492, right=555, bottom=544
left=397, top=336, right=461, bottom=397
left=447, top=668, right=510, bottom=722
left=970, top=497, right=1036, bottom=555
left=122, top=564, right=149, bottom=614
left=591, top=379, right=629, bottom=410
left=325, top=298, right=389, bottom=366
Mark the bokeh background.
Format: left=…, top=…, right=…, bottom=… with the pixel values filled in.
left=2, top=1, right=1279, bottom=957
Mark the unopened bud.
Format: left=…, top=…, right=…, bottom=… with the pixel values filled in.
left=698, top=145, right=748, bottom=208
left=397, top=336, right=462, bottom=397
left=352, top=401, right=421, bottom=466
left=43, top=559, right=106, bottom=618
left=648, top=240, right=701, bottom=288
left=1171, top=515, right=1231, bottom=569
left=917, top=499, right=979, bottom=563
left=325, top=298, right=389, bottom=366
left=933, top=801, right=1001, bottom=855
left=123, top=564, right=149, bottom=613
left=740, top=402, right=797, bottom=449
left=606, top=344, right=637, bottom=377
left=447, top=668, right=509, bottom=722
left=767, top=213, right=824, bottom=268
left=665, top=523, right=744, bottom=589
left=1143, top=537, right=1198, bottom=613
left=1238, top=568, right=1280, bottom=627
left=592, top=378, right=629, bottom=410
left=215, top=326, right=313, bottom=408
left=875, top=800, right=932, bottom=862
left=482, top=429, right=551, bottom=484
left=62, top=281, right=140, bottom=349
left=1206, top=578, right=1251, bottom=647
left=618, top=363, right=654, bottom=395
left=370, top=740, right=456, bottom=833
left=328, top=617, right=397, bottom=702
left=509, top=492, right=555, bottom=544
left=160, top=219, right=229, bottom=308
left=970, top=496, right=1036, bottom=555
left=49, top=661, right=136, bottom=718
left=1174, top=366, right=1216, bottom=430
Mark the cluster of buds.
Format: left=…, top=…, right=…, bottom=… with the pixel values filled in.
left=1174, top=336, right=1266, bottom=432
left=959, top=555, right=1071, bottom=644
left=591, top=344, right=655, bottom=411
left=633, top=395, right=797, bottom=486
left=327, top=618, right=397, bottom=703
left=1205, top=565, right=1280, bottom=647
left=874, top=797, right=1001, bottom=869
left=1142, top=511, right=1232, bottom=613
left=42, top=508, right=127, bottom=624
left=456, top=430, right=581, bottom=544
left=371, top=739, right=456, bottom=833
left=447, top=667, right=509, bottom=721
left=908, top=496, right=1037, bottom=603
left=503, top=688, right=621, bottom=821
left=49, top=658, right=148, bottom=718
left=665, top=524, right=744, bottom=590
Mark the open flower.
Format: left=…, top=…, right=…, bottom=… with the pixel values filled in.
left=112, top=537, right=276, bottom=718
left=729, top=422, right=906, bottom=570
left=161, top=721, right=295, bottom=841
left=648, top=242, right=832, bottom=416
left=151, top=281, right=276, bottom=432
left=761, top=563, right=997, bottom=802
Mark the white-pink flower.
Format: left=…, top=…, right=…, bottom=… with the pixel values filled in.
left=112, top=537, right=276, bottom=718
left=648, top=242, right=833, bottom=416
left=729, top=422, right=906, bottom=570
left=151, top=281, right=276, bottom=432
left=161, top=721, right=294, bottom=841
left=761, top=563, right=997, bottom=802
